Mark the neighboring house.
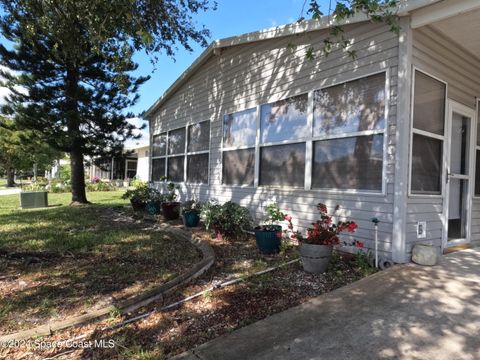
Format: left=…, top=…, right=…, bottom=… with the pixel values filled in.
left=144, top=0, right=480, bottom=263
left=90, top=143, right=150, bottom=182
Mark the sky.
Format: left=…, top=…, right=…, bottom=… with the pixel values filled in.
left=129, top=0, right=332, bottom=116
left=0, top=0, right=332, bottom=147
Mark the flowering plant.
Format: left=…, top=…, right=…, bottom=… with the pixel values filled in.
left=258, top=203, right=287, bottom=231
left=285, top=203, right=358, bottom=246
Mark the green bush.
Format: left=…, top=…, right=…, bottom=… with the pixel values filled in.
left=201, top=200, right=253, bottom=239
left=86, top=181, right=116, bottom=192
left=130, top=177, right=146, bottom=189
left=59, top=164, right=71, bottom=182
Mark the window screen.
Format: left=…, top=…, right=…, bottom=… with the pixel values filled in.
left=222, top=149, right=255, bottom=186
left=260, top=143, right=306, bottom=187
left=312, top=135, right=383, bottom=191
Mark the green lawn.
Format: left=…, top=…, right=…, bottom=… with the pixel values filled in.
left=0, top=191, right=201, bottom=333
left=0, top=191, right=130, bottom=252
left=0, top=178, right=6, bottom=188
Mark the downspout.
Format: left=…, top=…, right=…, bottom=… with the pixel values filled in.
left=392, top=16, right=413, bottom=263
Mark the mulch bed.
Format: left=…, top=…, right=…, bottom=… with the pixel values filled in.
left=1, top=213, right=375, bottom=360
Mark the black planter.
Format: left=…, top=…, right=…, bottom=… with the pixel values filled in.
left=162, top=202, right=180, bottom=220
left=182, top=212, right=200, bottom=227
left=130, top=199, right=146, bottom=211
left=254, top=225, right=282, bottom=254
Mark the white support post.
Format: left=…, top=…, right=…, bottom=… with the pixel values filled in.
left=392, top=16, right=413, bottom=263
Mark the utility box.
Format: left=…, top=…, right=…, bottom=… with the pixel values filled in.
left=20, top=191, right=48, bottom=209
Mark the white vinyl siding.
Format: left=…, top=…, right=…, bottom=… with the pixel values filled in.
left=409, top=25, right=480, bottom=253
left=150, top=22, right=399, bottom=257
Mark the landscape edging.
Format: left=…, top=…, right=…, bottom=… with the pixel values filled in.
left=0, top=224, right=215, bottom=343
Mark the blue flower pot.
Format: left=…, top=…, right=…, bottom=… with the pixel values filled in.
left=145, top=201, right=161, bottom=215
left=182, top=212, right=200, bottom=227
left=255, top=225, right=282, bottom=254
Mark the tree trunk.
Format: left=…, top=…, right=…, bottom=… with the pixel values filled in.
left=6, top=167, right=15, bottom=187
left=70, top=147, right=88, bottom=204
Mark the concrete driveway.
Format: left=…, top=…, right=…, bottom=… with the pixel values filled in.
left=175, top=248, right=480, bottom=360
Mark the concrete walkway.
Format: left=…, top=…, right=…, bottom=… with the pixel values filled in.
left=175, top=249, right=480, bottom=360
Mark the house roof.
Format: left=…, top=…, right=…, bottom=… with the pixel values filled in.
left=143, top=0, right=441, bottom=119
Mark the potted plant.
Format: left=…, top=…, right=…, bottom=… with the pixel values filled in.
left=181, top=200, right=202, bottom=227
left=161, top=181, right=181, bottom=220
left=200, top=200, right=252, bottom=240
left=285, top=203, right=358, bottom=274
left=254, top=203, right=286, bottom=254
left=144, top=188, right=163, bottom=215
left=122, top=183, right=150, bottom=211
left=200, top=200, right=222, bottom=238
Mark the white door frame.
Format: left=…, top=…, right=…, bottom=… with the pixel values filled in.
left=442, top=100, right=476, bottom=250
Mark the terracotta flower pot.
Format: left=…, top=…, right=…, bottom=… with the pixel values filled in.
left=130, top=199, right=145, bottom=211
left=161, top=202, right=180, bottom=220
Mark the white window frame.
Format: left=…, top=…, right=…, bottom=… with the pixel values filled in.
left=408, top=67, right=448, bottom=198
left=150, top=121, right=211, bottom=184
left=220, top=69, right=389, bottom=195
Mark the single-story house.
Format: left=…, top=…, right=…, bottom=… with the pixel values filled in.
left=144, top=0, right=480, bottom=263
left=90, top=143, right=150, bottom=182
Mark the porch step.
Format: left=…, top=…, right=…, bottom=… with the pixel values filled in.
left=443, top=243, right=472, bottom=254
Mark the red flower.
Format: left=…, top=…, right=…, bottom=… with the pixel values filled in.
left=355, top=241, right=364, bottom=248
left=284, top=214, right=292, bottom=221
left=347, top=223, right=358, bottom=232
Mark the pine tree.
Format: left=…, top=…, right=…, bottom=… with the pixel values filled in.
left=0, top=118, right=61, bottom=186
left=0, top=0, right=212, bottom=203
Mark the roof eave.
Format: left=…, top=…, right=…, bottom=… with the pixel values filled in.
left=143, top=0, right=441, bottom=120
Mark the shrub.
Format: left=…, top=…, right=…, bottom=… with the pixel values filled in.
left=122, top=183, right=161, bottom=204
left=130, top=177, right=146, bottom=189
left=200, top=200, right=221, bottom=231
left=86, top=181, right=116, bottom=192
left=201, top=200, right=253, bottom=239
left=59, top=164, right=71, bottom=182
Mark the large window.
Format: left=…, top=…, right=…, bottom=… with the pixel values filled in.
left=151, top=133, right=167, bottom=181
left=222, top=108, right=257, bottom=186
left=312, top=135, right=383, bottom=190
left=312, top=72, right=386, bottom=191
left=259, top=94, right=308, bottom=188
left=167, top=127, right=186, bottom=182
left=187, top=121, right=210, bottom=183
left=221, top=72, right=387, bottom=192
left=151, top=121, right=210, bottom=183
left=410, top=70, right=446, bottom=195
left=260, top=143, right=306, bottom=187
